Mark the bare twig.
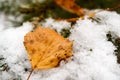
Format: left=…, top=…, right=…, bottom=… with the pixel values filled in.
left=27, top=69, right=34, bottom=80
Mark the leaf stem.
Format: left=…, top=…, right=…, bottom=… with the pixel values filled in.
left=27, top=69, right=34, bottom=80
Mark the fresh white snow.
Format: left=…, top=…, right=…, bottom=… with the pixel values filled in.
left=0, top=11, right=120, bottom=80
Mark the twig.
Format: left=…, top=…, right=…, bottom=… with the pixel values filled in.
left=27, top=69, right=34, bottom=80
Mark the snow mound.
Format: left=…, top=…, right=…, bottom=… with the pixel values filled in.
left=0, top=11, right=120, bottom=80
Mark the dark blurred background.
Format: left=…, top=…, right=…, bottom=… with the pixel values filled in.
left=0, top=0, right=120, bottom=26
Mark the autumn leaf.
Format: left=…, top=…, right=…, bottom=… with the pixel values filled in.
left=24, top=26, right=73, bottom=69
left=24, top=26, right=73, bottom=80
left=54, top=0, right=85, bottom=16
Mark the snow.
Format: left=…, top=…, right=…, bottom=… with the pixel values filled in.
left=0, top=13, right=12, bottom=31
left=0, top=11, right=120, bottom=80
left=0, top=22, right=33, bottom=80
left=41, top=18, right=71, bottom=33
left=0, top=12, right=22, bottom=31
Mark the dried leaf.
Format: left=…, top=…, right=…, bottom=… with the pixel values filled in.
left=54, top=0, right=85, bottom=16
left=24, top=26, right=73, bottom=69
left=88, top=12, right=95, bottom=18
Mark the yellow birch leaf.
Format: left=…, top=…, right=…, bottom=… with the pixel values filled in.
left=24, top=26, right=73, bottom=70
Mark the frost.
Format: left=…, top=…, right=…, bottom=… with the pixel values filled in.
left=0, top=11, right=120, bottom=80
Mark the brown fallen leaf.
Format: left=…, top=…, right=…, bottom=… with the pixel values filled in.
left=24, top=26, right=73, bottom=79
left=54, top=0, right=85, bottom=16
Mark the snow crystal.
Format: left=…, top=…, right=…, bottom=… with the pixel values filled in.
left=0, top=11, right=120, bottom=80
